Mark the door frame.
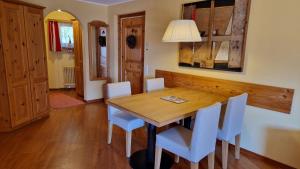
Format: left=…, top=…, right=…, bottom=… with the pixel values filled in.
left=118, top=11, right=146, bottom=84
left=44, top=10, right=84, bottom=97
left=72, top=19, right=84, bottom=97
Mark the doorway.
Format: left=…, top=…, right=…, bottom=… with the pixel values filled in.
left=44, top=10, right=84, bottom=109
left=118, top=11, right=145, bottom=94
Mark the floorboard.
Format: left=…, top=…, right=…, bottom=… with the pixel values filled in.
left=0, top=102, right=293, bottom=169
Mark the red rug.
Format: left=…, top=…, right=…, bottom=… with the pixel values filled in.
left=49, top=93, right=85, bottom=109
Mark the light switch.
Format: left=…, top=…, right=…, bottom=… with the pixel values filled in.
left=145, top=42, right=149, bottom=51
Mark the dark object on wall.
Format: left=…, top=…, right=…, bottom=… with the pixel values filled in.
left=99, top=36, right=106, bottom=47
left=180, top=0, right=251, bottom=72
left=126, top=35, right=137, bottom=49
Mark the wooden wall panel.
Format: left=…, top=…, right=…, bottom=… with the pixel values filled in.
left=155, top=70, right=294, bottom=113
left=10, top=85, right=33, bottom=126
left=31, top=82, right=49, bottom=118
left=73, top=20, right=84, bottom=97
left=0, top=26, right=11, bottom=130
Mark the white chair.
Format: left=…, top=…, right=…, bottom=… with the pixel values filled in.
left=154, top=103, right=222, bottom=169
left=107, top=81, right=145, bottom=158
left=146, top=78, right=165, bottom=92
left=218, top=93, right=248, bottom=169
left=146, top=77, right=184, bottom=126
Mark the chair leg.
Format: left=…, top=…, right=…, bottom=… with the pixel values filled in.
left=208, top=152, right=215, bottom=169
left=154, top=146, right=162, bottom=169
left=222, top=141, right=229, bottom=169
left=175, top=155, right=180, bottom=163
left=125, top=131, right=132, bottom=158
left=235, top=134, right=241, bottom=160
left=190, top=162, right=199, bottom=169
left=107, top=121, right=113, bottom=144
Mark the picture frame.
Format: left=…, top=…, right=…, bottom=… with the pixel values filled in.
left=180, top=0, right=251, bottom=72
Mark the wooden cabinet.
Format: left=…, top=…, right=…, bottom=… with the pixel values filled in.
left=0, top=0, right=49, bottom=132
left=24, top=6, right=49, bottom=117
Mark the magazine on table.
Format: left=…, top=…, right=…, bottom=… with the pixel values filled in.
left=160, top=96, right=188, bottom=104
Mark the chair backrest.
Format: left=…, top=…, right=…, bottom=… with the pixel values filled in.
left=146, top=78, right=164, bottom=92
left=190, top=103, right=221, bottom=162
left=107, top=81, right=131, bottom=99
left=107, top=81, right=131, bottom=120
left=221, top=93, right=248, bottom=141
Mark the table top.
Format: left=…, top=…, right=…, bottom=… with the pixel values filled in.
left=107, top=87, right=228, bottom=127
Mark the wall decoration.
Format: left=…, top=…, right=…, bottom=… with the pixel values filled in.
left=126, top=28, right=138, bottom=49
left=180, top=0, right=251, bottom=72
left=126, top=35, right=137, bottom=49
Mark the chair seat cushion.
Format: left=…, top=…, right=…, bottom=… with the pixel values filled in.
left=156, top=126, right=192, bottom=160
left=217, top=129, right=225, bottom=140
left=111, top=111, right=144, bottom=131
left=217, top=129, right=232, bottom=142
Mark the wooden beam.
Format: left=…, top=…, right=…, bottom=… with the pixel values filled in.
left=155, top=70, right=294, bottom=114
left=0, top=0, right=45, bottom=9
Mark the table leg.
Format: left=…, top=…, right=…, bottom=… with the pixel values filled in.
left=146, top=124, right=156, bottom=162
left=184, top=117, right=192, bottom=129
left=129, top=123, right=174, bottom=169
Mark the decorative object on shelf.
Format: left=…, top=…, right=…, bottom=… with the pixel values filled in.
left=180, top=0, right=251, bottom=72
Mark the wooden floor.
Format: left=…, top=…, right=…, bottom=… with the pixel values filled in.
left=0, top=102, right=292, bottom=169
left=49, top=88, right=84, bottom=101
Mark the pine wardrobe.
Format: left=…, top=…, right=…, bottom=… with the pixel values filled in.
left=0, top=0, right=49, bottom=132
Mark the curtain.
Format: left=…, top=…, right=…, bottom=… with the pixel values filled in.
left=48, top=21, right=62, bottom=52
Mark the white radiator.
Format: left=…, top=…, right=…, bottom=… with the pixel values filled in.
left=63, top=67, right=76, bottom=88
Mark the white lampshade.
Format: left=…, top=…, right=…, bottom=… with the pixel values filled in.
left=162, top=20, right=202, bottom=42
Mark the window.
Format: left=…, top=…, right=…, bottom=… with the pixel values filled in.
left=59, top=23, right=74, bottom=49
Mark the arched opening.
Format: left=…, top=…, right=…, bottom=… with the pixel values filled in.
left=44, top=10, right=85, bottom=108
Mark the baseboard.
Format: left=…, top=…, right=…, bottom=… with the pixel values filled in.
left=49, top=88, right=75, bottom=91
left=84, top=98, right=104, bottom=103
left=217, top=141, right=296, bottom=169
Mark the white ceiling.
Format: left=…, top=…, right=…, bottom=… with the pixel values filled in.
left=76, top=0, right=134, bottom=6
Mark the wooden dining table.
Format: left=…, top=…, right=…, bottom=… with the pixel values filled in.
left=107, top=87, right=228, bottom=169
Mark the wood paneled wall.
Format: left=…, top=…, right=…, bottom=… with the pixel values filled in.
left=155, top=70, right=294, bottom=113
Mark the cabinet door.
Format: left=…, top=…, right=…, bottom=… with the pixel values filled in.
left=23, top=6, right=49, bottom=118
left=0, top=2, right=33, bottom=127
left=0, top=27, right=12, bottom=130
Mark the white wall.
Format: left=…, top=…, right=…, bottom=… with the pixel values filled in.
left=45, top=11, right=76, bottom=89
left=108, top=0, right=300, bottom=168
left=24, top=0, right=108, bottom=101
